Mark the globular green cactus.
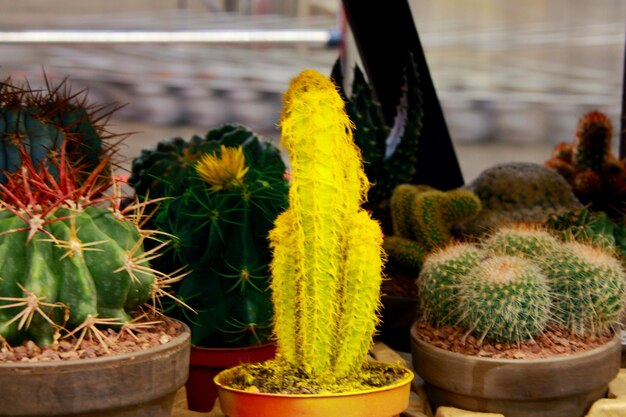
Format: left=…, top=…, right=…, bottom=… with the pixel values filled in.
left=0, top=77, right=113, bottom=184
left=384, top=184, right=481, bottom=272
left=269, top=69, right=385, bottom=380
left=546, top=111, right=626, bottom=218
left=419, top=224, right=626, bottom=343
left=417, top=243, right=483, bottom=326
left=543, top=242, right=626, bottom=335
left=382, top=236, right=428, bottom=272
left=149, top=132, right=288, bottom=347
left=455, top=162, right=582, bottom=238
left=129, top=123, right=283, bottom=201
left=0, top=143, right=162, bottom=347
left=330, top=54, right=423, bottom=232
left=482, top=224, right=559, bottom=260
left=458, top=255, right=551, bottom=343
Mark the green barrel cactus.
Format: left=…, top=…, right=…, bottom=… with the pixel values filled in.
left=150, top=135, right=288, bottom=347
left=458, top=255, right=551, bottom=343
left=543, top=242, right=626, bottom=335
left=0, top=77, right=111, bottom=184
left=417, top=243, right=483, bottom=326
left=129, top=123, right=282, bottom=201
left=269, top=69, right=385, bottom=380
left=0, top=144, right=158, bottom=347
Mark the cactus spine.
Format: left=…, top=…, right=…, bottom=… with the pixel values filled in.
left=543, top=242, right=626, bottom=335
left=458, top=255, right=551, bottom=343
left=483, top=224, right=559, bottom=259
left=270, top=69, right=383, bottom=379
left=417, top=243, right=483, bottom=326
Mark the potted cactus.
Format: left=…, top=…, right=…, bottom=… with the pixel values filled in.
left=411, top=224, right=624, bottom=417
left=129, top=124, right=288, bottom=411
left=213, top=69, right=413, bottom=417
left=0, top=79, right=190, bottom=417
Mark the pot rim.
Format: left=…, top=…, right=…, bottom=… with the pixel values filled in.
left=0, top=319, right=190, bottom=369
left=410, top=320, right=621, bottom=365
left=214, top=360, right=414, bottom=399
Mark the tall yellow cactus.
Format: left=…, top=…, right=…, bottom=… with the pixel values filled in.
left=269, top=69, right=385, bottom=379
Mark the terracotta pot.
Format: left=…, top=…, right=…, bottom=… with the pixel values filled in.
left=186, top=343, right=276, bottom=412
left=214, top=361, right=413, bottom=417
left=410, top=321, right=621, bottom=417
left=0, top=320, right=190, bottom=417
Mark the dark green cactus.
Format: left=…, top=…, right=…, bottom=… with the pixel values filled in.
left=129, top=123, right=282, bottom=201
left=145, top=129, right=289, bottom=347
left=331, top=54, right=423, bottom=206
left=545, top=208, right=626, bottom=258
left=0, top=77, right=112, bottom=184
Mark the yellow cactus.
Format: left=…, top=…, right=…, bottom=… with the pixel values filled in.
left=195, top=145, right=249, bottom=192
left=269, top=69, right=384, bottom=380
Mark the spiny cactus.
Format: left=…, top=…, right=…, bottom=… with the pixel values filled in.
left=269, top=69, right=384, bottom=380
left=0, top=76, right=115, bottom=184
left=482, top=224, right=559, bottom=260
left=543, top=242, right=626, bottom=335
left=419, top=224, right=626, bottom=343
left=384, top=184, right=481, bottom=272
left=0, top=143, right=170, bottom=347
left=545, top=208, right=626, bottom=257
left=417, top=243, right=483, bottom=326
left=330, top=54, right=423, bottom=233
left=454, top=162, right=582, bottom=238
left=148, top=134, right=288, bottom=347
left=545, top=111, right=626, bottom=218
left=458, top=255, right=551, bottom=343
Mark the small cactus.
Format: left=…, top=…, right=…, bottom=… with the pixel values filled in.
left=458, top=255, right=551, bottom=343
left=546, top=111, right=626, bottom=218
left=417, top=243, right=483, bottom=326
left=543, top=242, right=626, bottom=335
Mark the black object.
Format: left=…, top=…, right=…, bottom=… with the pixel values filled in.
left=341, top=0, right=464, bottom=190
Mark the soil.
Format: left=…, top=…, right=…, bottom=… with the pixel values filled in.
left=0, top=319, right=183, bottom=363
left=221, top=359, right=410, bottom=395
left=414, top=321, right=615, bottom=359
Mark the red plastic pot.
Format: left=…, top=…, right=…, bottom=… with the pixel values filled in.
left=185, top=343, right=276, bottom=412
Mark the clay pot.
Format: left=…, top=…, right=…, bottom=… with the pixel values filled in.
left=0, top=321, right=190, bottom=417
left=214, top=362, right=413, bottom=417
left=186, top=343, right=276, bottom=412
left=410, top=321, right=621, bottom=417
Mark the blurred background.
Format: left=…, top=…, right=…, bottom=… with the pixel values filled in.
left=0, top=0, right=624, bottom=182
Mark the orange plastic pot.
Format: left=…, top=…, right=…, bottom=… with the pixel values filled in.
left=214, top=362, right=414, bottom=417
left=185, top=343, right=276, bottom=412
